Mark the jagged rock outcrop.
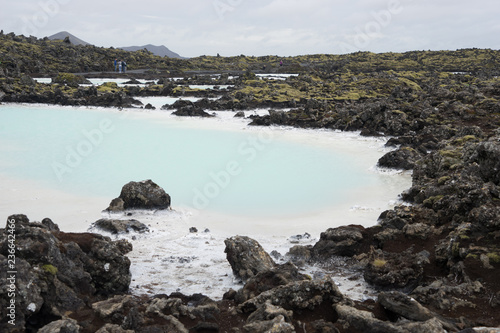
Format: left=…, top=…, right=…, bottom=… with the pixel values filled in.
left=0, top=215, right=131, bottom=332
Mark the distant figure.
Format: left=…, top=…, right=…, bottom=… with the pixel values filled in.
left=114, top=59, right=118, bottom=72
left=118, top=60, right=122, bottom=73
left=122, top=60, right=127, bottom=73
left=279, top=60, right=283, bottom=67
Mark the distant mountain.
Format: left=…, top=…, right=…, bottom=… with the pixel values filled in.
left=120, top=44, right=184, bottom=59
left=48, top=31, right=90, bottom=46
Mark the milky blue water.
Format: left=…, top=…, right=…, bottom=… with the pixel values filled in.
left=0, top=104, right=404, bottom=220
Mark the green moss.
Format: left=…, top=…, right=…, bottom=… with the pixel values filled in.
left=423, top=195, right=444, bottom=207
left=392, top=110, right=406, bottom=115
left=453, top=135, right=477, bottom=145
left=438, top=176, right=451, bottom=186
left=372, top=259, right=387, bottom=268
left=97, top=82, right=119, bottom=92
left=466, top=254, right=478, bottom=259
left=451, top=242, right=460, bottom=258
left=487, top=252, right=500, bottom=264
left=439, top=149, right=461, bottom=159
left=42, top=264, right=58, bottom=275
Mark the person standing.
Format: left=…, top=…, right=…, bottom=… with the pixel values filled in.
left=118, top=60, right=122, bottom=73
left=122, top=60, right=127, bottom=73
left=114, top=58, right=118, bottom=72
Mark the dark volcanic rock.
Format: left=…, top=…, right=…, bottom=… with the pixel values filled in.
left=465, top=141, right=500, bottom=185
left=238, top=278, right=344, bottom=314
left=0, top=215, right=131, bottom=332
left=378, top=147, right=422, bottom=170
left=335, top=304, right=446, bottom=333
left=234, top=262, right=309, bottom=304
left=224, top=236, right=276, bottom=282
left=106, top=179, right=171, bottom=211
left=378, top=291, right=457, bottom=331
left=311, top=225, right=365, bottom=258
left=363, top=248, right=430, bottom=291
left=169, top=99, right=215, bottom=117
left=172, top=105, right=214, bottom=117
left=92, top=219, right=149, bottom=234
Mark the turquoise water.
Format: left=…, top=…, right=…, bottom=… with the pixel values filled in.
left=0, top=104, right=384, bottom=218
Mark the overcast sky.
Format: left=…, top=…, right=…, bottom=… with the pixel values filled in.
left=2, top=0, right=499, bottom=57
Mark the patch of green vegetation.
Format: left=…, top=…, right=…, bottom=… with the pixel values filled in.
left=423, top=195, right=444, bottom=207
left=487, top=252, right=500, bottom=264
left=438, top=176, right=451, bottom=186
left=372, top=259, right=387, bottom=268
left=453, top=135, right=477, bottom=146
left=451, top=242, right=460, bottom=258
left=42, top=264, right=58, bottom=275
left=97, top=82, right=119, bottom=92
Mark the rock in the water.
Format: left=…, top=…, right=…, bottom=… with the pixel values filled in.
left=224, top=236, right=276, bottom=281
left=106, top=179, right=171, bottom=211
left=92, top=219, right=149, bottom=234
left=171, top=100, right=215, bottom=117
left=378, top=147, right=421, bottom=170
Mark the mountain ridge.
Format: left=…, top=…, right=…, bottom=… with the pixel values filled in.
left=119, top=44, right=185, bottom=59
left=47, top=31, right=184, bottom=58
left=47, top=31, right=90, bottom=46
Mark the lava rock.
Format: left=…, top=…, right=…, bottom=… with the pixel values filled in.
left=224, top=236, right=276, bottom=282
left=106, top=180, right=171, bottom=211
left=311, top=225, right=365, bottom=258
left=92, top=219, right=149, bottom=234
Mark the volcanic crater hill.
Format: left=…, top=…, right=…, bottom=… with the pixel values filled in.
left=1, top=32, right=500, bottom=331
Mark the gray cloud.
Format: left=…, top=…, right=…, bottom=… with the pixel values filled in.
left=1, top=0, right=498, bottom=57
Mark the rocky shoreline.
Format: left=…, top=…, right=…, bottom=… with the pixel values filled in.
left=1, top=33, right=500, bottom=332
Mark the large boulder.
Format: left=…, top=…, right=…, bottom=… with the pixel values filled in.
left=224, top=236, right=276, bottom=282
left=106, top=180, right=171, bottom=211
